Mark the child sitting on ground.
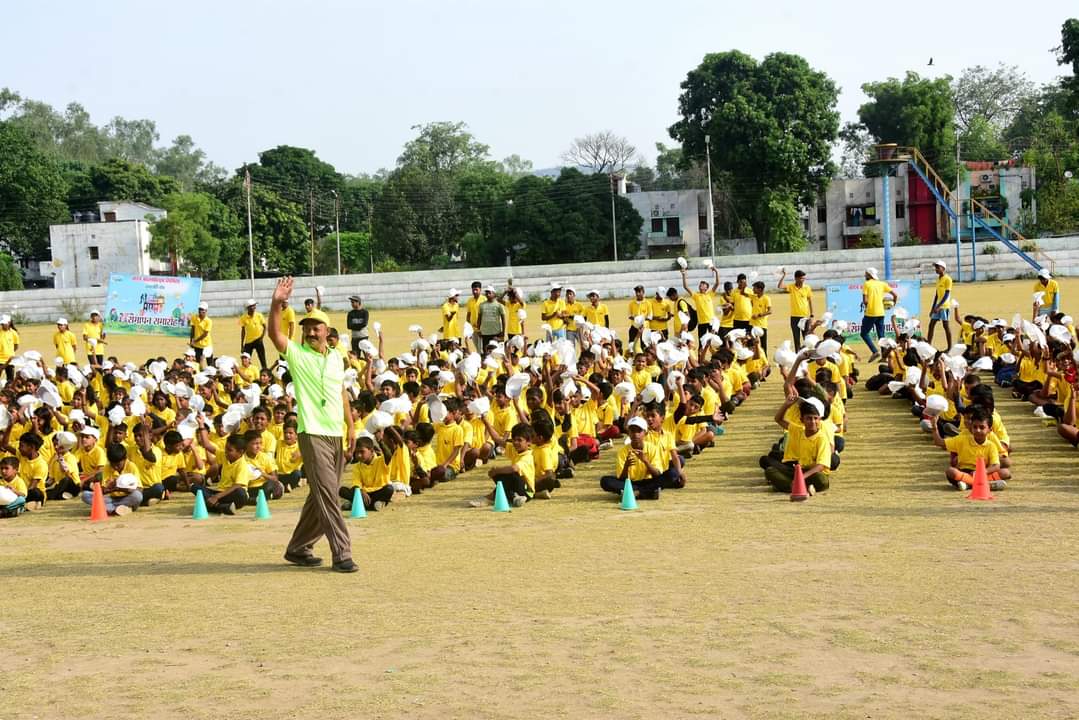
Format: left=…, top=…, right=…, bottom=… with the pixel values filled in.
left=0, top=456, right=27, bottom=517
left=930, top=405, right=1010, bottom=491
left=470, top=422, right=536, bottom=508
left=761, top=392, right=833, bottom=496
left=341, top=435, right=394, bottom=512
left=81, top=443, right=142, bottom=516
left=274, top=422, right=304, bottom=492
left=191, top=433, right=249, bottom=515
left=599, top=416, right=665, bottom=500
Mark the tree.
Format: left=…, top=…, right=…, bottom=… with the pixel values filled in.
left=0, top=122, right=69, bottom=259
left=952, top=64, right=1036, bottom=134
left=670, top=50, right=839, bottom=252
left=91, top=157, right=179, bottom=206
left=103, top=117, right=160, bottom=165
left=562, top=130, right=637, bottom=174
left=397, top=122, right=490, bottom=174
left=315, top=231, right=373, bottom=274
left=0, top=252, right=23, bottom=291
left=858, top=72, right=956, bottom=173
left=499, top=154, right=534, bottom=179
left=837, top=122, right=874, bottom=178
left=488, top=169, right=642, bottom=266
left=959, top=116, right=1009, bottom=161
left=155, top=134, right=224, bottom=191
left=148, top=192, right=242, bottom=278
left=213, top=178, right=310, bottom=276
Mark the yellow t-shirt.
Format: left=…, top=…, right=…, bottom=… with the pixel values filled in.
left=349, top=454, right=389, bottom=492
left=542, top=298, right=566, bottom=331
left=159, top=449, right=187, bottom=480
left=751, top=294, right=771, bottom=329
left=1, top=474, right=28, bottom=496
left=531, top=441, right=559, bottom=481
left=628, top=298, right=650, bottom=323
left=731, top=288, right=753, bottom=322
left=863, top=279, right=890, bottom=317
left=47, top=451, right=79, bottom=487
left=126, top=444, right=162, bottom=489
left=1036, top=279, right=1060, bottom=308
left=787, top=284, right=813, bottom=318
left=505, top=300, right=525, bottom=335
left=0, top=328, right=19, bottom=362
left=239, top=312, right=266, bottom=345
left=441, top=302, right=463, bottom=339
left=691, top=290, right=716, bottom=324
left=53, top=330, right=78, bottom=364
left=189, top=314, right=213, bottom=348
left=563, top=301, right=584, bottom=332
left=218, top=455, right=252, bottom=492
left=388, top=445, right=410, bottom=485
left=933, top=274, right=953, bottom=308
left=18, top=454, right=48, bottom=489
left=648, top=298, right=672, bottom=331
left=82, top=321, right=106, bottom=354
left=434, top=422, right=465, bottom=470
left=584, top=302, right=609, bottom=327
left=281, top=305, right=297, bottom=338
left=782, top=423, right=832, bottom=474
left=275, top=441, right=303, bottom=474
left=77, top=445, right=107, bottom=479
left=945, top=433, right=1000, bottom=469
left=613, top=441, right=665, bottom=481
left=465, top=295, right=485, bottom=327
left=505, top=444, right=536, bottom=493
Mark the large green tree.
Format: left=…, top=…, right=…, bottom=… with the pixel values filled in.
left=213, top=178, right=310, bottom=276
left=148, top=192, right=242, bottom=278
left=858, top=72, right=956, bottom=173
left=90, top=157, right=179, bottom=206
left=0, top=121, right=69, bottom=259
left=669, top=51, right=838, bottom=252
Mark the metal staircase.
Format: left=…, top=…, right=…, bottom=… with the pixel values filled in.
left=895, top=146, right=1053, bottom=274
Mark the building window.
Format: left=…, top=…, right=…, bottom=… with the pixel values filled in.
left=698, top=214, right=708, bottom=230
left=666, top=217, right=680, bottom=237
left=88, top=246, right=100, bottom=259
left=895, top=202, right=905, bottom=219
left=816, top=206, right=826, bottom=223
left=651, top=218, right=663, bottom=233
left=103, top=212, right=117, bottom=222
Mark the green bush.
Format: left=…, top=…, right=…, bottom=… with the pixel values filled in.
left=981, top=244, right=1000, bottom=255
left=1019, top=240, right=1040, bottom=253
left=0, top=253, right=24, bottom=292
left=857, top=226, right=883, bottom=248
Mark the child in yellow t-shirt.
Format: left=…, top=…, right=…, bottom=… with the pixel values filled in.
left=274, top=423, right=304, bottom=492
left=341, top=436, right=394, bottom=512
left=17, top=432, right=48, bottom=509
left=598, top=417, right=666, bottom=500
left=931, top=406, right=1011, bottom=492
left=0, top=456, right=28, bottom=517
left=470, top=423, right=536, bottom=507
left=243, top=429, right=282, bottom=501
left=193, top=434, right=250, bottom=515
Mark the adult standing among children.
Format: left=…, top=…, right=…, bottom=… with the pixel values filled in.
left=860, top=267, right=898, bottom=363
left=0, top=315, right=18, bottom=384
left=777, top=269, right=814, bottom=349
left=927, top=260, right=953, bottom=348
left=269, top=276, right=357, bottom=573
left=346, top=295, right=369, bottom=356
left=82, top=310, right=106, bottom=366
left=1034, top=268, right=1060, bottom=318
left=476, top=285, right=506, bottom=351
left=189, top=301, right=213, bottom=365
left=239, top=299, right=268, bottom=368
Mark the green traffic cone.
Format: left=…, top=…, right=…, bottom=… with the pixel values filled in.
left=255, top=488, right=271, bottom=520
left=620, top=479, right=638, bottom=511
left=492, top=481, right=511, bottom=512
left=192, top=488, right=209, bottom=520
left=349, top=487, right=367, bottom=518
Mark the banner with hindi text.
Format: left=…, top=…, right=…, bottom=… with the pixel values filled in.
left=104, top=273, right=203, bottom=337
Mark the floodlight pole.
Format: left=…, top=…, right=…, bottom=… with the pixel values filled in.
left=705, top=134, right=715, bottom=261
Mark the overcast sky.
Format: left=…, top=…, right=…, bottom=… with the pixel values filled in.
left=2, top=1, right=1074, bottom=176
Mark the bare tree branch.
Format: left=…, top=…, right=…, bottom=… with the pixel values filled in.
left=562, top=130, right=637, bottom=174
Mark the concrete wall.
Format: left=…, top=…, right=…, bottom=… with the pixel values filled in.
left=47, top=220, right=169, bottom=289
left=3, top=236, right=1076, bottom=323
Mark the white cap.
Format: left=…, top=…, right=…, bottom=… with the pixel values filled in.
left=587, top=289, right=600, bottom=297
left=932, top=260, right=946, bottom=269
left=656, top=286, right=666, bottom=295
left=564, top=286, right=575, bottom=294
left=79, top=426, right=100, bottom=439
left=1038, top=268, right=1052, bottom=280
left=484, top=285, right=495, bottom=293
left=550, top=281, right=562, bottom=290
left=245, top=298, right=256, bottom=307
left=88, top=309, right=100, bottom=318
left=866, top=267, right=879, bottom=280
left=240, top=351, right=251, bottom=358
left=57, top=317, right=68, bottom=325
left=115, top=473, right=139, bottom=491
left=626, top=416, right=648, bottom=431
left=184, top=348, right=196, bottom=357
left=198, top=302, right=208, bottom=310
left=448, top=288, right=459, bottom=297
left=0, top=315, right=10, bottom=325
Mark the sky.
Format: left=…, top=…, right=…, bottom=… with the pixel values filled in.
left=1, top=1, right=1074, bottom=176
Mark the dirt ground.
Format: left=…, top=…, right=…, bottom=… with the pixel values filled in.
left=3, top=277, right=1079, bottom=720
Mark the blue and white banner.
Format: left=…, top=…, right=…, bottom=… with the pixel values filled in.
left=824, top=280, right=921, bottom=344
left=104, top=273, right=203, bottom=337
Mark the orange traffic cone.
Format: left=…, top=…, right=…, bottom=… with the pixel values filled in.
left=89, top=482, right=108, bottom=522
left=790, top=464, right=809, bottom=502
left=966, top=457, right=994, bottom=501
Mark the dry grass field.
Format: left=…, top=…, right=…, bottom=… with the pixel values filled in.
left=3, top=277, right=1079, bottom=719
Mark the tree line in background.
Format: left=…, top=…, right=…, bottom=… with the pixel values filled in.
left=0, top=18, right=1076, bottom=287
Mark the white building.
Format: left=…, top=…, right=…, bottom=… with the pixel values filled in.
left=47, top=201, right=170, bottom=289
left=620, top=186, right=713, bottom=259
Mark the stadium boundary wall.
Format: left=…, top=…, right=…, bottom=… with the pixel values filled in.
left=4, top=236, right=1077, bottom=323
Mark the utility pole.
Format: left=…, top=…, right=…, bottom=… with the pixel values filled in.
left=244, top=167, right=254, bottom=295
left=331, top=190, right=341, bottom=275
left=308, top=189, right=316, bottom=276
left=705, top=134, right=715, bottom=261
left=367, top=201, right=374, bottom=274
left=610, top=173, right=619, bottom=262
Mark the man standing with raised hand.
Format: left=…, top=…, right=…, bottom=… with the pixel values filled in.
left=268, top=276, right=358, bottom=573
